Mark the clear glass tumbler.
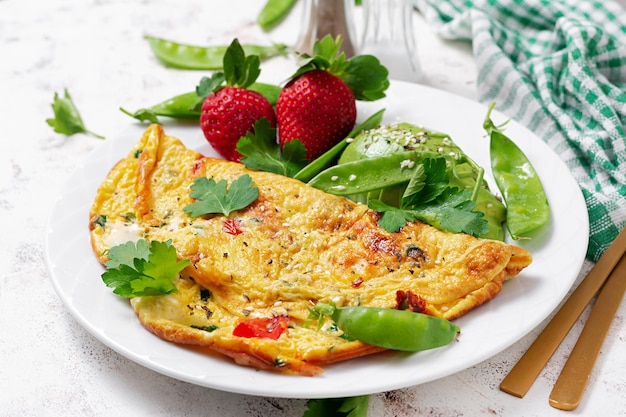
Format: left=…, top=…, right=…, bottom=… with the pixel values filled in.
left=359, top=0, right=422, bottom=82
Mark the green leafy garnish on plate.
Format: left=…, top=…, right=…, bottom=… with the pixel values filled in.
left=46, top=88, right=104, bottom=139
left=303, top=396, right=369, bottom=417
left=237, top=118, right=309, bottom=177
left=184, top=174, right=259, bottom=217
left=101, top=239, right=190, bottom=297
left=368, top=157, right=488, bottom=236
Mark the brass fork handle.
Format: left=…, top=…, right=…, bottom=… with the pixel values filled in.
left=549, top=252, right=626, bottom=410
left=500, top=227, right=626, bottom=399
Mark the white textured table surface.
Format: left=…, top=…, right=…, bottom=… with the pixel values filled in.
left=1, top=0, right=624, bottom=416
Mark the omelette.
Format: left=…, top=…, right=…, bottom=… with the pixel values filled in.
left=89, top=124, right=532, bottom=376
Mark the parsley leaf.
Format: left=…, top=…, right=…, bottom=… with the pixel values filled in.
left=237, top=118, right=308, bottom=177
left=338, top=396, right=370, bottom=417
left=184, top=174, right=259, bottom=217
left=104, top=239, right=150, bottom=269
left=368, top=200, right=412, bottom=233
left=46, top=89, right=104, bottom=139
left=369, top=156, right=488, bottom=236
left=416, top=188, right=488, bottom=235
left=402, top=157, right=448, bottom=205
left=303, top=396, right=369, bottom=417
left=101, top=239, right=190, bottom=297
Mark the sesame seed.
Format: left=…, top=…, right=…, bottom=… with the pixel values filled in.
left=400, top=159, right=415, bottom=169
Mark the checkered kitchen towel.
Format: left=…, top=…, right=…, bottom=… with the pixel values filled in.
left=415, top=0, right=626, bottom=261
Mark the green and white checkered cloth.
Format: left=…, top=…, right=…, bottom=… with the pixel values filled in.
left=415, top=0, right=626, bottom=261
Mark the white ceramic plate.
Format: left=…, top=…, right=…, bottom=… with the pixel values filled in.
left=45, top=81, right=588, bottom=399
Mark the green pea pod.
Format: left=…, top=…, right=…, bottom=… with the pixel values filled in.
left=120, top=92, right=200, bottom=123
left=120, top=82, right=282, bottom=124
left=337, top=125, right=456, bottom=164
left=307, top=151, right=426, bottom=195
left=248, top=82, right=282, bottom=107
left=483, top=102, right=550, bottom=240
left=293, top=109, right=386, bottom=182
left=257, top=0, right=298, bottom=31
left=145, top=35, right=289, bottom=70
left=326, top=305, right=460, bottom=352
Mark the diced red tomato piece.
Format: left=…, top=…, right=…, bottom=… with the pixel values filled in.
left=222, top=218, right=243, bottom=235
left=351, top=277, right=364, bottom=288
left=233, top=315, right=289, bottom=340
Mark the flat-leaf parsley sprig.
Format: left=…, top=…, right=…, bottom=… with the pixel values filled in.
left=303, top=395, right=369, bottom=417
left=46, top=89, right=104, bottom=139
left=101, top=239, right=190, bottom=297
left=368, top=157, right=488, bottom=237
left=184, top=174, right=259, bottom=217
left=237, top=118, right=309, bottom=178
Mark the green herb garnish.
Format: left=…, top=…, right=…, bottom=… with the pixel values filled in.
left=101, top=239, right=190, bottom=297
left=184, top=174, right=259, bottom=217
left=237, top=118, right=309, bottom=177
left=303, top=396, right=369, bottom=417
left=46, top=89, right=104, bottom=139
left=369, top=157, right=488, bottom=236
left=191, top=325, right=218, bottom=332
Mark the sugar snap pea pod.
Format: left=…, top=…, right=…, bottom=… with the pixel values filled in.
left=257, top=0, right=298, bottom=31
left=145, top=35, right=289, bottom=70
left=293, top=109, right=385, bottom=182
left=307, top=151, right=424, bottom=195
left=483, top=102, right=550, bottom=240
left=120, top=92, right=200, bottom=123
left=194, top=82, right=282, bottom=107
left=316, top=304, right=460, bottom=352
left=337, top=123, right=454, bottom=164
left=248, top=83, right=280, bottom=106
left=120, top=82, right=282, bottom=124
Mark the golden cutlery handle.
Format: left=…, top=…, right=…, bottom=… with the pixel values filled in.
left=499, top=227, right=626, bottom=398
left=549, top=253, right=626, bottom=410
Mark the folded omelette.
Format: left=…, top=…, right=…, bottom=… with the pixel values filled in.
left=89, top=124, right=532, bottom=376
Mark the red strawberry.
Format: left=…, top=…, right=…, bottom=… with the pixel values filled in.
left=200, top=86, right=276, bottom=162
left=277, top=69, right=356, bottom=160
left=196, top=38, right=277, bottom=162
left=276, top=35, right=389, bottom=161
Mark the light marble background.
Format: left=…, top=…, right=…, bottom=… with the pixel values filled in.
left=1, top=0, right=624, bottom=416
